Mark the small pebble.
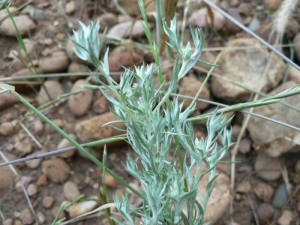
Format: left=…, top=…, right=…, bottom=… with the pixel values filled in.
left=19, top=208, right=34, bottom=225
left=36, top=211, right=46, bottom=223
left=36, top=174, right=48, bottom=186
left=254, top=183, right=274, bottom=203
left=277, top=210, right=293, bottom=225
left=272, top=183, right=289, bottom=209
left=63, top=181, right=80, bottom=201
left=25, top=150, right=45, bottom=169
left=66, top=197, right=99, bottom=218
left=14, top=139, right=33, bottom=156
left=42, top=158, right=70, bottom=183
left=0, top=120, right=20, bottom=136
left=236, top=181, right=251, bottom=194
left=126, top=182, right=140, bottom=195
left=57, top=134, right=77, bottom=158
left=65, top=1, right=76, bottom=14
left=248, top=18, right=260, bottom=31
left=27, top=183, right=38, bottom=196
left=14, top=220, right=23, bottom=225
left=34, top=120, right=44, bottom=135
left=103, top=172, right=119, bottom=188
left=51, top=206, right=66, bottom=220
left=256, top=203, right=274, bottom=225
left=238, top=138, right=251, bottom=154
left=42, top=196, right=54, bottom=208
left=5, top=218, right=13, bottom=225
left=29, top=8, right=45, bottom=21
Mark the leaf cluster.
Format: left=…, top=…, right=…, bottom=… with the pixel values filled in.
left=70, top=12, right=232, bottom=225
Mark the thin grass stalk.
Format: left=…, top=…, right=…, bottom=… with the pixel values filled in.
left=7, top=8, right=37, bottom=76
left=6, top=88, right=142, bottom=198
left=155, top=0, right=165, bottom=52
left=229, top=51, right=275, bottom=214
left=202, top=0, right=300, bottom=71
left=188, top=54, right=220, bottom=111
left=271, top=0, right=298, bottom=44
left=180, top=0, right=190, bottom=47
left=101, top=146, right=115, bottom=225
left=0, top=136, right=125, bottom=168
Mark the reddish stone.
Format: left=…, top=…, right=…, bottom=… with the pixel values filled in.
left=36, top=174, right=48, bottom=186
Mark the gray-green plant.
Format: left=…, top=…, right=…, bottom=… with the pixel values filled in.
left=70, top=3, right=232, bottom=224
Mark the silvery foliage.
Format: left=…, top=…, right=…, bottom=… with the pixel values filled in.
left=70, top=18, right=232, bottom=225
left=0, top=0, right=15, bottom=9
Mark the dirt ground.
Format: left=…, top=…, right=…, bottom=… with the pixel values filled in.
left=0, top=0, right=300, bottom=224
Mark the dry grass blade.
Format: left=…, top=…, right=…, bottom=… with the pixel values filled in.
left=202, top=0, right=300, bottom=71
left=230, top=52, right=275, bottom=214
left=271, top=0, right=299, bottom=44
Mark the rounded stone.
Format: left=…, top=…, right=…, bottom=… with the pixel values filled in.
left=42, top=158, right=70, bottom=183
left=0, top=15, right=36, bottom=37
left=68, top=80, right=93, bottom=117
left=63, top=181, right=81, bottom=201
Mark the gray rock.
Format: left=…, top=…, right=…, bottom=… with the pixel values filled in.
left=294, top=33, right=300, bottom=62
left=277, top=210, right=293, bottom=225
left=57, top=134, right=77, bottom=158
left=39, top=52, right=69, bottom=73
left=36, top=212, right=46, bottom=224
left=264, top=0, right=281, bottom=11
left=66, top=196, right=99, bottom=218
left=10, top=57, right=25, bottom=71
left=198, top=172, right=230, bottom=224
left=68, top=80, right=93, bottom=117
left=179, top=76, right=210, bottom=111
left=188, top=7, right=226, bottom=31
left=288, top=66, right=300, bottom=83
left=27, top=183, right=38, bottom=196
left=248, top=81, right=300, bottom=157
left=256, top=203, right=274, bottom=224
left=107, top=20, right=145, bottom=40
left=63, top=181, right=80, bottom=201
left=0, top=15, right=36, bottom=37
left=96, top=13, right=118, bottom=32
left=0, top=120, right=20, bottom=136
left=42, top=196, right=54, bottom=208
left=25, top=150, right=46, bottom=169
left=248, top=18, right=260, bottom=31
left=42, top=158, right=70, bottom=183
left=225, top=8, right=242, bottom=34
left=19, top=39, right=36, bottom=59
left=33, top=120, right=44, bottom=135
left=0, top=164, right=15, bottom=198
left=93, top=96, right=111, bottom=114
left=254, top=183, right=274, bottom=203
left=0, top=7, right=18, bottom=21
left=36, top=80, right=64, bottom=106
left=211, top=38, right=285, bottom=102
left=19, top=208, right=34, bottom=225
left=14, top=138, right=33, bottom=156
left=0, top=93, right=19, bottom=111
left=238, top=3, right=252, bottom=15
left=75, top=112, right=126, bottom=145
left=118, top=0, right=155, bottom=16
left=254, top=151, right=281, bottom=181
left=65, top=1, right=76, bottom=15
left=29, top=8, right=46, bottom=21
left=238, top=138, right=252, bottom=154
left=272, top=183, right=289, bottom=209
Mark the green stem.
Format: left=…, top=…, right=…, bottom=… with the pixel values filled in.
left=11, top=91, right=142, bottom=198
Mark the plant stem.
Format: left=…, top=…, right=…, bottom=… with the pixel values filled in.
left=10, top=90, right=142, bottom=198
